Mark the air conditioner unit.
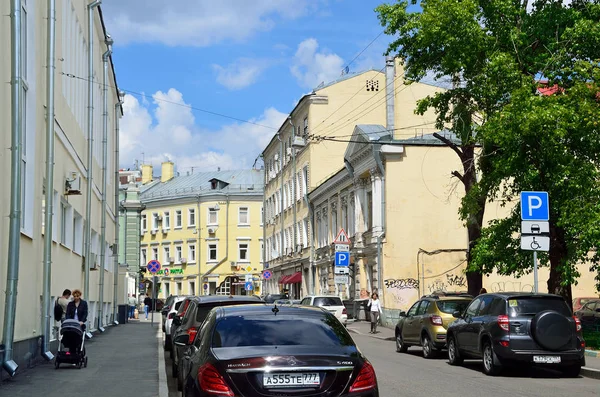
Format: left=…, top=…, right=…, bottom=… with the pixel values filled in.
left=65, top=171, right=82, bottom=195
left=180, top=258, right=187, bottom=264
left=207, top=227, right=217, bottom=234
left=150, top=229, right=157, bottom=235
left=292, top=136, right=306, bottom=148
left=168, top=257, right=175, bottom=264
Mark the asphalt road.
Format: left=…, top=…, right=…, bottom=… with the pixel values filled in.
left=352, top=332, right=599, bottom=397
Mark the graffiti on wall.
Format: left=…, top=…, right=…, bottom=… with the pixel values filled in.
left=384, top=278, right=419, bottom=308
left=426, top=273, right=466, bottom=293
left=446, top=273, right=466, bottom=287
left=490, top=281, right=533, bottom=293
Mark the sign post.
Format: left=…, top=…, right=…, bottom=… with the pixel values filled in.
left=147, top=260, right=161, bottom=325
left=520, top=192, right=550, bottom=293
left=333, top=229, right=351, bottom=296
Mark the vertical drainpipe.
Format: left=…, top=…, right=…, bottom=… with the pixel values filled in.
left=2, top=0, right=22, bottom=377
left=261, top=157, right=267, bottom=294
left=288, top=118, right=297, bottom=289
left=304, top=194, right=315, bottom=295
left=112, top=91, right=124, bottom=324
left=84, top=0, right=101, bottom=326
left=276, top=133, right=284, bottom=287
left=196, top=195, right=201, bottom=295
left=98, top=37, right=113, bottom=332
left=41, top=0, right=57, bottom=362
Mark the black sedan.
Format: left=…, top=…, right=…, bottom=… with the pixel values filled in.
left=176, top=304, right=378, bottom=397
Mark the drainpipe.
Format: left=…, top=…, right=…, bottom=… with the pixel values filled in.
left=196, top=195, right=201, bottom=294
left=112, top=91, right=124, bottom=324
left=200, top=195, right=230, bottom=285
left=304, top=194, right=315, bottom=295
left=41, top=0, right=57, bottom=362
left=261, top=156, right=267, bottom=294
left=98, top=37, right=113, bottom=332
left=2, top=0, right=22, bottom=377
left=84, top=0, right=101, bottom=325
left=276, top=133, right=284, bottom=281
left=288, top=118, right=297, bottom=252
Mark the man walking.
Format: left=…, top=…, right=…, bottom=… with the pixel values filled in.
left=55, top=289, right=71, bottom=323
left=143, top=295, right=152, bottom=320
left=127, top=294, right=137, bottom=319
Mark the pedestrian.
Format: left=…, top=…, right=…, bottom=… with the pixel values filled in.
left=65, top=289, right=89, bottom=330
left=54, top=289, right=71, bottom=323
left=479, top=287, right=487, bottom=295
left=368, top=292, right=383, bottom=334
left=127, top=294, right=137, bottom=319
left=144, top=295, right=152, bottom=320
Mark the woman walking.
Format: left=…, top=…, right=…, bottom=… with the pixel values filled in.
left=369, top=292, right=383, bottom=334
left=66, top=289, right=89, bottom=330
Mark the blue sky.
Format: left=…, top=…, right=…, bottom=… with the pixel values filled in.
left=101, top=0, right=396, bottom=172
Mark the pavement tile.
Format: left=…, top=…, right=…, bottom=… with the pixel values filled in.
left=347, top=320, right=395, bottom=341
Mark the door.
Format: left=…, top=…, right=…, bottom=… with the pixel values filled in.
left=458, top=297, right=482, bottom=354
left=415, top=300, right=431, bottom=342
left=472, top=295, right=495, bottom=353
left=403, top=301, right=423, bottom=343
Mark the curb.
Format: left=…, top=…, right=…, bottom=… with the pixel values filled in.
left=585, top=350, right=599, bottom=358
left=581, top=367, right=600, bottom=380
left=347, top=327, right=395, bottom=341
left=157, top=324, right=168, bottom=397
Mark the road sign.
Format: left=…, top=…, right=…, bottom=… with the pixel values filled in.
left=335, top=252, right=349, bottom=267
left=521, top=191, right=549, bottom=221
left=334, top=275, right=349, bottom=284
left=147, top=260, right=161, bottom=274
left=335, top=244, right=350, bottom=252
left=333, top=228, right=350, bottom=244
left=520, top=235, right=550, bottom=251
left=263, top=270, right=272, bottom=280
left=335, top=266, right=349, bottom=275
left=521, top=221, right=550, bottom=235
left=246, top=265, right=253, bottom=273
left=164, top=268, right=170, bottom=276
left=203, top=283, right=208, bottom=290
left=245, top=274, right=252, bottom=283
left=245, top=281, right=253, bottom=291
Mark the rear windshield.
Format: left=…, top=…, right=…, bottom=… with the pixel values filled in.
left=212, top=315, right=354, bottom=348
left=508, top=297, right=571, bottom=317
left=174, top=301, right=183, bottom=310
left=436, top=300, right=470, bottom=314
left=196, top=301, right=263, bottom=322
left=314, top=297, right=343, bottom=306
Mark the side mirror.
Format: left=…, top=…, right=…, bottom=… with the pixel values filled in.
left=174, top=334, right=189, bottom=346
left=452, top=310, right=461, bottom=318
left=398, top=311, right=407, bottom=317
left=173, top=316, right=182, bottom=326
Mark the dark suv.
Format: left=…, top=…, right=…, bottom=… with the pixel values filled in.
left=447, top=293, right=585, bottom=377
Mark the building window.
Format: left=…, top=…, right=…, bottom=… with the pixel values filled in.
left=141, top=214, right=147, bottom=232
left=303, top=218, right=309, bottom=248
left=189, top=281, right=196, bottom=296
left=175, top=246, right=183, bottom=263
left=238, top=243, right=249, bottom=262
left=141, top=249, right=147, bottom=266
left=60, top=202, right=67, bottom=245
left=208, top=243, right=218, bottom=261
left=164, top=282, right=170, bottom=297
left=367, top=191, right=373, bottom=230
left=175, top=210, right=182, bottom=228
left=73, top=212, right=83, bottom=255
left=188, top=244, right=196, bottom=263
left=260, top=240, right=264, bottom=263
left=164, top=246, right=171, bottom=264
left=163, top=211, right=170, bottom=229
left=302, top=166, right=308, bottom=194
left=176, top=282, right=182, bottom=295
left=208, top=208, right=218, bottom=225
left=238, top=207, right=249, bottom=225
left=152, top=212, right=159, bottom=230
left=260, top=206, right=263, bottom=226
left=152, top=247, right=158, bottom=261
left=188, top=208, right=196, bottom=227
left=303, top=116, right=308, bottom=135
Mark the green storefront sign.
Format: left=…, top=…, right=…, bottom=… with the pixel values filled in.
left=156, top=268, right=184, bottom=275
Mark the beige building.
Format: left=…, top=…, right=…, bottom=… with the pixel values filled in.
left=139, top=163, right=264, bottom=299
left=0, top=1, right=121, bottom=377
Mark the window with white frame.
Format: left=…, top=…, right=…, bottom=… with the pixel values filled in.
left=303, top=218, right=309, bottom=248
left=175, top=246, right=183, bottom=263
left=60, top=202, right=67, bottom=245
left=208, top=243, right=218, bottom=262
left=164, top=282, right=170, bottom=297
left=297, top=172, right=302, bottom=200
left=238, top=243, right=249, bottom=262
left=208, top=208, right=218, bottom=225
left=260, top=206, right=263, bottom=226
left=176, top=282, right=182, bottom=295
left=141, top=214, right=147, bottom=232
left=188, top=208, right=196, bottom=227
left=303, top=116, right=308, bottom=135
left=275, top=192, right=280, bottom=215
left=189, top=281, right=196, bottom=296
left=175, top=210, right=182, bottom=228
left=152, top=213, right=159, bottom=230
left=164, top=246, right=171, bottom=264
left=152, top=247, right=158, bottom=261
left=141, top=249, right=147, bottom=266
left=188, top=244, right=196, bottom=263
left=52, top=191, right=58, bottom=241
left=73, top=212, right=83, bottom=254
left=260, top=240, right=264, bottom=263
left=163, top=211, right=170, bottom=229
left=238, top=207, right=249, bottom=225
left=302, top=166, right=308, bottom=196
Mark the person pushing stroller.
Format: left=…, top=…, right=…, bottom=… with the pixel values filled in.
left=66, top=289, right=88, bottom=329
left=55, top=289, right=89, bottom=369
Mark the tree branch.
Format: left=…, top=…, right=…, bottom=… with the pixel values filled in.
left=433, top=132, right=464, bottom=160
left=451, top=170, right=465, bottom=183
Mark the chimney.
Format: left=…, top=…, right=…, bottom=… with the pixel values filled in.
left=141, top=164, right=153, bottom=184
left=161, top=161, right=175, bottom=182
left=385, top=56, right=395, bottom=135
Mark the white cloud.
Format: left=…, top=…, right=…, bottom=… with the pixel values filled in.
left=290, top=38, right=345, bottom=89
left=101, top=0, right=319, bottom=47
left=119, top=89, right=286, bottom=172
left=212, top=58, right=269, bottom=90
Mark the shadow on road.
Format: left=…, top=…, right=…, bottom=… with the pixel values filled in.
left=449, top=359, right=583, bottom=379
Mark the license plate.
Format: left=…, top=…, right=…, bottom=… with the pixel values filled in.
left=533, top=356, right=561, bottom=364
left=263, top=373, right=320, bottom=388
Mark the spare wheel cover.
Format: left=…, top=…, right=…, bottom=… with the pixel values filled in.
left=532, top=310, right=572, bottom=351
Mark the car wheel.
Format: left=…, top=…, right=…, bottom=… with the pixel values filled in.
left=164, top=334, right=171, bottom=351
left=482, top=341, right=502, bottom=376
left=561, top=364, right=581, bottom=378
left=447, top=336, right=463, bottom=365
left=396, top=331, right=408, bottom=353
left=422, top=334, right=436, bottom=359
left=172, top=359, right=178, bottom=378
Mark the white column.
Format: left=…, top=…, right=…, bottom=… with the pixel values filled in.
left=370, top=168, right=383, bottom=234
left=353, top=178, right=368, bottom=241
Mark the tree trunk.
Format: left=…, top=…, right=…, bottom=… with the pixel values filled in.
left=547, top=223, right=573, bottom=309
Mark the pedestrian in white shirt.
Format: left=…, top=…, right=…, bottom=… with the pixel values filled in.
left=369, top=292, right=383, bottom=333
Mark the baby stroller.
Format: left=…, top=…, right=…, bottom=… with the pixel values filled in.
left=55, top=319, right=87, bottom=369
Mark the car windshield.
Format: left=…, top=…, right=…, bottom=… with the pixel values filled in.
left=436, top=300, right=470, bottom=314
left=196, top=301, right=263, bottom=322
left=314, top=297, right=343, bottom=306
left=174, top=301, right=183, bottom=310
left=508, top=297, right=571, bottom=317
left=212, top=315, right=354, bottom=348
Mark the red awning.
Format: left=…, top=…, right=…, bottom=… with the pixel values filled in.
left=286, top=272, right=302, bottom=284
left=278, top=275, right=290, bottom=284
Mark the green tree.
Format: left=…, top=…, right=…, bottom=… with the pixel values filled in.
left=376, top=0, right=600, bottom=300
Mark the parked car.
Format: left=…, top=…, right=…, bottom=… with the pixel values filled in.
left=177, top=304, right=379, bottom=397
left=163, top=296, right=191, bottom=350
left=574, top=299, right=600, bottom=329
left=263, top=294, right=284, bottom=303
left=447, top=293, right=585, bottom=377
left=161, top=295, right=177, bottom=330
left=300, top=295, right=348, bottom=325
left=168, top=296, right=196, bottom=359
left=172, top=295, right=264, bottom=391
left=573, top=297, right=599, bottom=312
left=395, top=293, right=472, bottom=358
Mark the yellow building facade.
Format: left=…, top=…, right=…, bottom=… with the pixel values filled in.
left=139, top=163, right=264, bottom=299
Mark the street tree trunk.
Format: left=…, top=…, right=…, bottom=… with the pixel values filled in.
left=548, top=222, right=572, bottom=308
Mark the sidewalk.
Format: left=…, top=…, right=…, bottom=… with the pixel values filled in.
left=0, top=320, right=160, bottom=396
left=347, top=321, right=600, bottom=380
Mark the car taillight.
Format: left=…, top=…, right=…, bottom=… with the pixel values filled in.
left=342, top=308, right=347, bottom=315
left=497, top=315, right=509, bottom=331
left=187, top=327, right=198, bottom=344
left=198, top=363, right=234, bottom=396
left=573, top=316, right=582, bottom=332
left=430, top=315, right=443, bottom=326
left=168, top=313, right=174, bottom=319
left=349, top=361, right=377, bottom=393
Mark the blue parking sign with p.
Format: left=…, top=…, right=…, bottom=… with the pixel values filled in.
left=520, top=191, right=549, bottom=221
left=335, top=252, right=350, bottom=267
